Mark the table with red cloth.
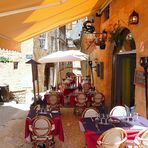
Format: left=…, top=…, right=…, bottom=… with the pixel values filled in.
left=25, top=108, right=64, bottom=142
left=44, top=92, right=64, bottom=106
left=69, top=92, right=93, bottom=107
left=79, top=115, right=148, bottom=148
left=63, top=87, right=77, bottom=97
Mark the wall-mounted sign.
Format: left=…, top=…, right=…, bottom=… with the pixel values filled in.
left=134, top=70, right=146, bottom=87
left=26, top=54, right=32, bottom=59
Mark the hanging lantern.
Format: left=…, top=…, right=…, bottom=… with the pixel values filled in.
left=129, top=10, right=139, bottom=24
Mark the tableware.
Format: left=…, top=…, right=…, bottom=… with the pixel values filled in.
left=95, top=123, right=100, bottom=132
left=135, top=112, right=139, bottom=120
left=128, top=113, right=133, bottom=122
left=95, top=117, right=100, bottom=124
left=108, top=117, right=121, bottom=124
left=51, top=110, right=59, bottom=113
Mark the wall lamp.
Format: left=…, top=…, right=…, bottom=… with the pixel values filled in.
left=88, top=60, right=104, bottom=79
left=82, top=20, right=108, bottom=50
left=129, top=10, right=139, bottom=25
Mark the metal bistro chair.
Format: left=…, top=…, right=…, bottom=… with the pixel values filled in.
left=46, top=92, right=61, bottom=113
left=91, top=92, right=105, bottom=110
left=29, top=115, right=55, bottom=148
left=109, top=106, right=127, bottom=117
left=133, top=128, right=148, bottom=148
left=74, top=92, right=87, bottom=116
left=97, top=127, right=127, bottom=148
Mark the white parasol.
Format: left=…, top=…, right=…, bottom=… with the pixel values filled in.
left=38, top=50, right=88, bottom=63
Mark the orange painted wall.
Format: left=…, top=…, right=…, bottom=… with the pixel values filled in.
left=82, top=0, right=148, bottom=116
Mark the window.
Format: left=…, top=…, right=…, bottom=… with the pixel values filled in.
left=66, top=23, right=72, bottom=30
left=50, top=36, right=54, bottom=52
left=39, top=33, right=48, bottom=49
left=13, top=62, right=18, bottom=69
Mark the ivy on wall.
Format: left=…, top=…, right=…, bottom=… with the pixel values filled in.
left=0, top=57, right=10, bottom=63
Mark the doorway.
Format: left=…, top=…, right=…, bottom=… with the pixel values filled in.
left=111, top=27, right=136, bottom=107
left=112, top=52, right=136, bottom=107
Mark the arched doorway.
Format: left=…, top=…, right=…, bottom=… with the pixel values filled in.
left=112, top=27, right=136, bottom=107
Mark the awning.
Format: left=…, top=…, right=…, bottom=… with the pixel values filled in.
left=0, top=0, right=106, bottom=51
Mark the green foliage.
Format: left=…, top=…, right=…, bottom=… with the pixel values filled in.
left=109, top=28, right=121, bottom=43
left=0, top=57, right=10, bottom=63
left=109, top=27, right=123, bottom=49
left=108, top=23, right=123, bottom=48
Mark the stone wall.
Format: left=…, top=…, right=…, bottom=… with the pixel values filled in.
left=0, top=39, right=33, bottom=103
left=33, top=27, right=66, bottom=91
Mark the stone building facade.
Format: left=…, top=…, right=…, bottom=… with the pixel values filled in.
left=0, top=39, right=33, bottom=103
left=0, top=26, right=67, bottom=102
left=33, top=26, right=67, bottom=92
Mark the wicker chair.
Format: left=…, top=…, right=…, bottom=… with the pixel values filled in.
left=97, top=127, right=127, bottom=148
left=91, top=92, right=105, bottom=110
left=46, top=92, right=61, bottom=113
left=82, top=108, right=100, bottom=118
left=29, top=115, right=55, bottom=148
left=82, top=83, right=91, bottom=93
left=133, top=128, right=148, bottom=148
left=110, top=106, right=127, bottom=117
left=74, top=92, right=87, bottom=116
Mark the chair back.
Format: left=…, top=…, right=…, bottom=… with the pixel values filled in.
left=75, top=93, right=87, bottom=104
left=92, top=92, right=104, bottom=105
left=82, top=83, right=91, bottom=93
left=97, top=127, right=127, bottom=148
left=110, top=106, right=127, bottom=117
left=31, top=115, right=52, bottom=137
left=82, top=108, right=99, bottom=118
left=134, top=128, right=148, bottom=148
left=46, top=92, right=59, bottom=105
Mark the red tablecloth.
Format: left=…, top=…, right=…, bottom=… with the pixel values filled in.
left=25, top=114, right=64, bottom=142
left=84, top=129, right=140, bottom=148
left=63, top=88, right=76, bottom=96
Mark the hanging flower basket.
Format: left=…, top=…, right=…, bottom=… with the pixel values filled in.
left=108, top=23, right=123, bottom=49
